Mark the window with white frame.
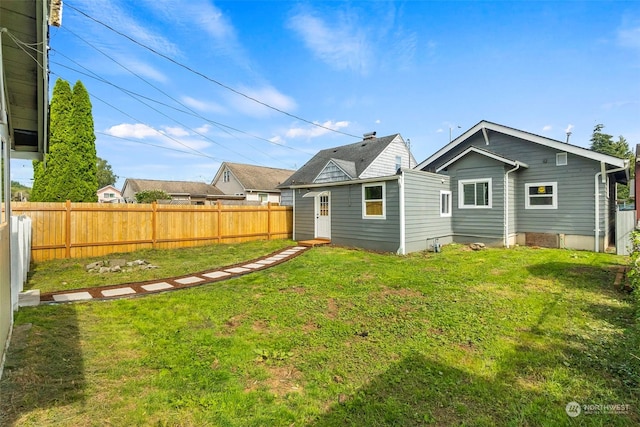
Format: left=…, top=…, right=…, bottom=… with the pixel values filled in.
left=458, top=179, right=492, bottom=208
left=525, top=182, right=557, bottom=209
left=556, top=152, right=567, bottom=166
left=223, top=170, right=231, bottom=182
left=362, top=182, right=386, bottom=218
left=440, top=190, right=452, bottom=217
left=258, top=193, right=268, bottom=203
left=395, top=155, right=402, bottom=171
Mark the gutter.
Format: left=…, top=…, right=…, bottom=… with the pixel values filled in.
left=504, top=162, right=521, bottom=248
left=397, top=170, right=406, bottom=255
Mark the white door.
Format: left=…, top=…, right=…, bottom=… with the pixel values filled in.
left=315, top=192, right=331, bottom=239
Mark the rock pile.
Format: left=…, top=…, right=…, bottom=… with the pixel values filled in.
left=85, top=259, right=158, bottom=273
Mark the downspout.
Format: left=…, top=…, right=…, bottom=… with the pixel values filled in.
left=292, top=189, right=296, bottom=241
left=504, top=162, right=521, bottom=248
left=397, top=171, right=406, bottom=255
left=594, top=161, right=628, bottom=252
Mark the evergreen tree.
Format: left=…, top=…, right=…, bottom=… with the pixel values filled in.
left=590, top=124, right=634, bottom=201
left=72, top=81, right=98, bottom=201
left=31, top=78, right=98, bottom=202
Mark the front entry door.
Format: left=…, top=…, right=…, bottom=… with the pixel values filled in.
left=315, top=192, right=331, bottom=239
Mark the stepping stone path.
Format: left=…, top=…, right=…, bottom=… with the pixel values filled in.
left=40, top=246, right=309, bottom=304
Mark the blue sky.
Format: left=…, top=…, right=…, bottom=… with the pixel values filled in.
left=11, top=0, right=640, bottom=189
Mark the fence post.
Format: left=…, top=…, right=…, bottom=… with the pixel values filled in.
left=65, top=200, right=71, bottom=258
left=267, top=202, right=272, bottom=240
left=152, top=201, right=157, bottom=249
left=216, top=200, right=222, bottom=243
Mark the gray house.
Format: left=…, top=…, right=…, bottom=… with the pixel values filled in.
left=282, top=122, right=629, bottom=254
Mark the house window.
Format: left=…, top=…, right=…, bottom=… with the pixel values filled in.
left=105, top=193, right=115, bottom=198
left=362, top=182, right=386, bottom=219
left=223, top=170, right=230, bottom=182
left=458, top=179, right=492, bottom=208
left=525, top=182, right=557, bottom=209
left=258, top=193, right=268, bottom=203
left=395, top=155, right=402, bottom=171
left=440, top=190, right=452, bottom=217
left=556, top=152, right=567, bottom=166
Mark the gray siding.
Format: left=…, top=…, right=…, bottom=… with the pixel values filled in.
left=430, top=132, right=606, bottom=238
left=315, top=161, right=351, bottom=183
left=293, top=180, right=401, bottom=252
left=403, top=169, right=453, bottom=253
left=445, top=153, right=506, bottom=240
left=293, top=189, right=315, bottom=240
left=280, top=189, right=293, bottom=207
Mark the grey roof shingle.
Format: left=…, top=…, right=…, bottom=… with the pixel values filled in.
left=123, top=179, right=223, bottom=196
left=279, top=134, right=400, bottom=187
left=219, top=163, right=295, bottom=192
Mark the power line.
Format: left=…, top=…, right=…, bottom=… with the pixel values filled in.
left=95, top=131, right=221, bottom=160
left=64, top=2, right=361, bottom=140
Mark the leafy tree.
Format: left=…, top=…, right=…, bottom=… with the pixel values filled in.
left=31, top=78, right=98, bottom=202
left=590, top=124, right=634, bottom=201
left=135, top=190, right=171, bottom=204
left=11, top=181, right=32, bottom=201
left=97, top=157, right=118, bottom=188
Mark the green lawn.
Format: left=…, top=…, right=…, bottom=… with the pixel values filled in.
left=2, top=243, right=639, bottom=426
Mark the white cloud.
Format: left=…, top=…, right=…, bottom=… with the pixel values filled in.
left=565, top=124, right=574, bottom=133
left=106, top=123, right=159, bottom=139
left=229, top=86, right=297, bottom=117
left=618, top=25, right=640, bottom=50
left=120, top=58, right=168, bottom=83
left=542, top=125, right=552, bottom=132
left=162, top=126, right=190, bottom=137
left=287, top=10, right=372, bottom=74
left=375, top=119, right=381, bottom=124
left=285, top=120, right=350, bottom=139
left=436, top=128, right=444, bottom=133
left=194, top=124, right=212, bottom=134
left=181, top=96, right=226, bottom=114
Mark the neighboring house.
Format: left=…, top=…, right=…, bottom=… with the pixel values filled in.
left=97, top=185, right=123, bottom=203
left=1, top=0, right=50, bottom=376
left=211, top=162, right=294, bottom=205
left=282, top=122, right=629, bottom=254
left=121, top=178, right=239, bottom=205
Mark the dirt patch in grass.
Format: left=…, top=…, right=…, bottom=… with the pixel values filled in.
left=377, top=286, right=423, bottom=298
left=279, top=286, right=306, bottom=294
left=245, top=365, right=303, bottom=397
left=326, top=298, right=339, bottom=319
left=252, top=320, right=269, bottom=333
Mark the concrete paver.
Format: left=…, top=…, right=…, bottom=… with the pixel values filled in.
left=102, top=287, right=136, bottom=297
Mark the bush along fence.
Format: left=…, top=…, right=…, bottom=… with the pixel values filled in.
left=7, top=201, right=293, bottom=262
left=627, top=230, right=640, bottom=321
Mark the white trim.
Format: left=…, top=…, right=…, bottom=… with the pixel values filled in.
left=458, top=178, right=492, bottom=209
left=556, top=152, right=568, bottom=166
left=435, top=146, right=528, bottom=173
left=289, top=174, right=400, bottom=189
left=362, top=182, right=386, bottom=219
left=315, top=191, right=331, bottom=238
left=417, top=120, right=627, bottom=170
left=440, top=190, right=452, bottom=217
left=524, top=182, right=557, bottom=210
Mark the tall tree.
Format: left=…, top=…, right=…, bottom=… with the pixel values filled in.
left=590, top=124, right=634, bottom=201
left=72, top=81, right=98, bottom=201
left=31, top=78, right=98, bottom=202
left=96, top=157, right=118, bottom=188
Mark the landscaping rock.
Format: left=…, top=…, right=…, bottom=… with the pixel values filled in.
left=86, top=261, right=104, bottom=271
left=109, top=259, right=128, bottom=267
left=110, top=265, right=122, bottom=272
left=99, top=267, right=111, bottom=274
left=469, top=242, right=486, bottom=251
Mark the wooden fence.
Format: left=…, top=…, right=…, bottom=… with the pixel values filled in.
left=7, top=201, right=293, bottom=262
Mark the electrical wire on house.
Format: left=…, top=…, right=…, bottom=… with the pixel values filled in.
left=64, top=2, right=361, bottom=140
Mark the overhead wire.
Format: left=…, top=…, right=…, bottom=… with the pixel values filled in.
left=64, top=2, right=361, bottom=140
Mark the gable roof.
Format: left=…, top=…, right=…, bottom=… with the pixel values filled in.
left=279, top=134, right=401, bottom=187
left=122, top=179, right=223, bottom=196
left=97, top=185, right=121, bottom=194
left=212, top=162, right=295, bottom=192
left=436, top=146, right=529, bottom=172
left=417, top=120, right=628, bottom=170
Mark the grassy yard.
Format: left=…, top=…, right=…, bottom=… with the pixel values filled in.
left=2, top=243, right=639, bottom=426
